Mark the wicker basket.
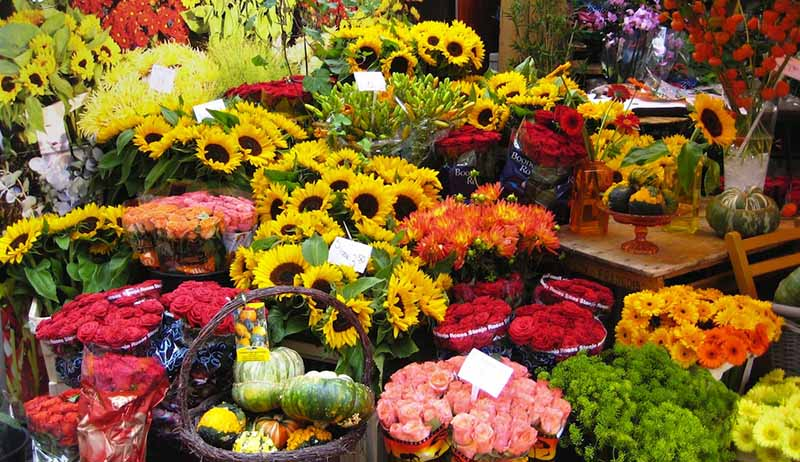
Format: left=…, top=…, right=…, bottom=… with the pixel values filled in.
left=770, top=303, right=800, bottom=376
left=176, top=286, right=373, bottom=462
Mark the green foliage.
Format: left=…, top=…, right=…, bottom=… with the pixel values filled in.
left=506, top=0, right=577, bottom=72
left=207, top=36, right=288, bottom=92
left=549, top=344, right=737, bottom=462
left=181, top=0, right=295, bottom=44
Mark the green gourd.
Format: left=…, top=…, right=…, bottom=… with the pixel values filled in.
left=280, top=371, right=375, bottom=428
left=196, top=402, right=246, bottom=449
left=706, top=187, right=780, bottom=238
left=604, top=182, right=634, bottom=213
left=232, top=346, right=304, bottom=413
left=232, top=430, right=278, bottom=454
left=775, top=266, right=800, bottom=306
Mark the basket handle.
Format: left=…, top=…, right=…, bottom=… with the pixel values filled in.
left=176, top=286, right=374, bottom=437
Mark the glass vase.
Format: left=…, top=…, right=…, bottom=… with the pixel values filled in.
left=569, top=159, right=613, bottom=235
left=724, top=100, right=778, bottom=191
left=663, top=161, right=703, bottom=233
left=601, top=29, right=656, bottom=83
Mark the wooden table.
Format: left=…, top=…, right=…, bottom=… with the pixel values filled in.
left=558, top=216, right=795, bottom=292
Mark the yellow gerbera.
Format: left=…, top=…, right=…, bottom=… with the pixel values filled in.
left=668, top=342, right=698, bottom=368
left=347, top=35, right=382, bottom=72
left=384, top=273, right=420, bottom=338
left=577, top=100, right=625, bottom=121
left=196, top=126, right=243, bottom=173
left=389, top=180, right=432, bottom=221
left=0, top=217, right=43, bottom=264
left=231, top=124, right=276, bottom=167
left=286, top=181, right=333, bottom=214
left=753, top=412, right=787, bottom=449
left=133, top=115, right=174, bottom=159
left=623, top=291, right=664, bottom=317
left=252, top=244, right=308, bottom=288
left=326, top=148, right=364, bottom=169
left=690, top=93, right=736, bottom=148
left=321, top=167, right=357, bottom=193
left=18, top=62, right=48, bottom=97
left=345, top=176, right=393, bottom=225
left=320, top=295, right=373, bottom=350
left=0, top=75, right=20, bottom=104
left=70, top=47, right=95, bottom=81
left=732, top=421, right=757, bottom=453
left=382, top=50, right=418, bottom=78
left=468, top=98, right=509, bottom=131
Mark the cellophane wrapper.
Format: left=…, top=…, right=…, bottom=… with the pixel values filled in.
left=31, top=433, right=79, bottom=462
left=78, top=349, right=168, bottom=462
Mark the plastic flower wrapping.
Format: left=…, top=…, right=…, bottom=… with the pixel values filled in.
left=615, top=286, right=783, bottom=368
left=160, top=280, right=240, bottom=334
left=377, top=356, right=570, bottom=460
left=433, top=297, right=512, bottom=353
left=24, top=389, right=82, bottom=462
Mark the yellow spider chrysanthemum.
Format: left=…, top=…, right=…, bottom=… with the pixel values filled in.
left=488, top=71, right=526, bottom=94
left=253, top=179, right=289, bottom=221
left=94, top=37, right=121, bottom=67
left=389, top=180, right=433, bottom=221
left=69, top=203, right=106, bottom=240
left=0, top=217, right=43, bottom=264
left=231, top=124, right=276, bottom=167
left=252, top=244, right=308, bottom=288
left=381, top=49, right=418, bottom=78
left=321, top=167, right=357, bottom=193
left=286, top=181, right=333, bottom=214
left=345, top=176, right=393, bottom=225
left=29, top=34, right=54, bottom=56
left=0, top=75, right=20, bottom=104
left=300, top=211, right=344, bottom=244
left=196, top=126, right=243, bottom=173
left=259, top=210, right=307, bottom=243
left=18, top=62, right=48, bottom=97
left=691, top=93, right=736, bottom=148
left=468, top=98, right=510, bottom=131
left=230, top=246, right=258, bottom=290
left=320, top=295, right=373, bottom=350
left=70, top=47, right=95, bottom=81
left=384, top=273, right=420, bottom=338
left=133, top=115, right=174, bottom=159
left=325, top=148, right=364, bottom=170
left=347, top=35, right=382, bottom=72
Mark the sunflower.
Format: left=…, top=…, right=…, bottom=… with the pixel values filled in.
left=389, top=180, right=432, bottom=221
left=259, top=210, right=307, bottom=243
left=102, top=205, right=125, bottom=235
left=384, top=273, right=421, bottom=338
left=347, top=35, right=382, bottom=72
left=321, top=167, right=357, bottom=193
left=133, top=115, right=174, bottom=159
left=230, top=247, right=257, bottom=290
left=382, top=50, right=418, bottom=78
left=18, top=62, right=48, bottom=97
left=496, top=80, right=527, bottom=101
left=363, top=155, right=414, bottom=183
left=299, top=263, right=344, bottom=293
left=231, top=124, right=275, bottom=167
left=0, top=75, right=20, bottom=104
left=196, top=126, right=243, bottom=173
left=170, top=117, right=200, bottom=144
left=0, top=217, right=43, bottom=264
left=354, top=218, right=395, bottom=242
left=326, top=148, right=364, bottom=169
left=70, top=47, right=95, bottom=81
left=67, top=203, right=106, bottom=240
left=441, top=33, right=470, bottom=67
left=468, top=98, right=509, bottom=131
left=29, top=34, right=54, bottom=55
left=488, top=71, right=526, bottom=94
left=345, top=176, right=393, bottom=224
left=294, top=141, right=329, bottom=173
left=254, top=180, right=289, bottom=221
left=253, top=244, right=308, bottom=288
left=690, top=93, right=736, bottom=148
left=286, top=181, right=333, bottom=214
left=300, top=211, right=344, bottom=244
left=95, top=37, right=121, bottom=67
left=320, top=296, right=373, bottom=350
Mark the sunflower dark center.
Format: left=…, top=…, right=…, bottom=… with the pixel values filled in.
left=299, top=196, right=323, bottom=212
left=270, top=262, right=303, bottom=285
left=9, top=233, right=29, bottom=250
left=79, top=217, right=100, bottom=233
left=239, top=136, right=262, bottom=156
left=700, top=109, right=723, bottom=137
left=145, top=133, right=163, bottom=144
left=505, top=91, right=519, bottom=98
left=312, top=280, right=331, bottom=292
left=330, top=180, right=349, bottom=191
left=79, top=59, right=87, bottom=68
left=332, top=315, right=352, bottom=332
left=29, top=73, right=43, bottom=86
left=390, top=56, right=410, bottom=74
left=205, top=144, right=230, bottom=163
left=447, top=41, right=463, bottom=57
left=427, top=36, right=439, bottom=46
left=1, top=76, right=15, bottom=92
left=393, top=195, right=418, bottom=220
left=270, top=199, right=284, bottom=219
left=280, top=224, right=297, bottom=235
left=357, top=46, right=378, bottom=68
left=354, top=194, right=379, bottom=218
left=100, top=46, right=110, bottom=56
left=477, top=109, right=493, bottom=126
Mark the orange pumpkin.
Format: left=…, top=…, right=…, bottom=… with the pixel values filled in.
left=251, top=415, right=301, bottom=449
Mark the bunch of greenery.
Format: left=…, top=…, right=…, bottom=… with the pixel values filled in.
left=546, top=344, right=738, bottom=462
left=507, top=0, right=576, bottom=73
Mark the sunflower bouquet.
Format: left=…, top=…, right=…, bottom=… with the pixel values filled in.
left=0, top=203, right=133, bottom=315
left=0, top=6, right=120, bottom=146
left=732, top=369, right=800, bottom=461
left=615, top=285, right=783, bottom=369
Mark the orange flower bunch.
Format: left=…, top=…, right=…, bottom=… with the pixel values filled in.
left=124, top=203, right=222, bottom=241
left=400, top=183, right=560, bottom=280
left=616, top=285, right=783, bottom=368
left=661, top=0, right=799, bottom=110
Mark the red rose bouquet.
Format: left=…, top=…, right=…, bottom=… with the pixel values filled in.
left=25, top=388, right=81, bottom=458
left=451, top=273, right=524, bottom=306
left=79, top=352, right=168, bottom=462
left=435, top=125, right=502, bottom=161
left=76, top=299, right=164, bottom=351
left=160, top=281, right=240, bottom=335
left=518, top=106, right=587, bottom=168
left=433, top=297, right=512, bottom=353
left=378, top=356, right=571, bottom=461
left=509, top=302, right=606, bottom=360
left=534, top=274, right=614, bottom=315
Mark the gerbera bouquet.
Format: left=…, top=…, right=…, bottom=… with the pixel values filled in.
left=433, top=296, right=513, bottom=353
left=732, top=369, right=800, bottom=461
left=0, top=204, right=133, bottom=315
left=377, top=356, right=571, bottom=460
left=508, top=301, right=607, bottom=360
left=0, top=6, right=120, bottom=145
left=615, top=285, right=783, bottom=369
left=71, top=0, right=188, bottom=49
left=401, top=183, right=560, bottom=285
left=24, top=388, right=81, bottom=458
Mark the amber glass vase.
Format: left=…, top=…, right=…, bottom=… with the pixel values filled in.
left=569, top=159, right=614, bottom=235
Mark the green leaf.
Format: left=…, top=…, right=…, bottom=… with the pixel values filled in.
left=160, top=106, right=180, bottom=126
left=49, top=73, right=74, bottom=100
left=120, top=146, right=136, bottom=184
left=285, top=316, right=308, bottom=337
left=98, top=151, right=123, bottom=169
left=53, top=26, right=69, bottom=62
left=429, top=252, right=456, bottom=276
left=250, top=236, right=280, bottom=251
left=24, top=260, right=58, bottom=302
left=268, top=308, right=286, bottom=344
left=0, top=23, right=39, bottom=58
left=54, top=234, right=70, bottom=250
left=342, top=277, right=384, bottom=300
left=373, top=351, right=386, bottom=387
left=262, top=169, right=298, bottom=183
left=144, top=157, right=179, bottom=192
left=251, top=55, right=269, bottom=67
left=389, top=335, right=419, bottom=359
left=303, top=68, right=332, bottom=96
left=704, top=159, right=721, bottom=195
left=207, top=109, right=238, bottom=127
left=116, top=128, right=135, bottom=153
left=677, top=141, right=705, bottom=194
left=0, top=60, right=19, bottom=74
left=66, top=261, right=80, bottom=281
left=0, top=412, right=24, bottom=431
left=24, top=96, right=44, bottom=133
left=40, top=13, right=65, bottom=35
left=621, top=141, right=669, bottom=167
left=302, top=234, right=328, bottom=266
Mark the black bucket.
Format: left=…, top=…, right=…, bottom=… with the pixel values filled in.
left=0, top=420, right=30, bottom=462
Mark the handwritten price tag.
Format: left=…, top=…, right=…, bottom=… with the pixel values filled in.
left=36, top=101, right=68, bottom=155
left=147, top=64, right=176, bottom=93
left=354, top=71, right=387, bottom=92
left=328, top=237, right=372, bottom=273
left=778, top=57, right=800, bottom=81
left=458, top=348, right=513, bottom=399
left=193, top=99, right=226, bottom=122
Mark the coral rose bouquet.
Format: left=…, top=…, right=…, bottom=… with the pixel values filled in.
left=509, top=302, right=607, bottom=361
left=24, top=389, right=82, bottom=461
left=145, top=204, right=224, bottom=275
left=433, top=297, right=513, bottom=353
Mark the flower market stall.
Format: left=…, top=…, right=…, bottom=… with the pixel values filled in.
left=1, top=0, right=800, bottom=461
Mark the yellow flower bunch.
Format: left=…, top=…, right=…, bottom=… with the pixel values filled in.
left=285, top=426, right=332, bottom=451
left=733, top=369, right=800, bottom=461
left=616, top=285, right=783, bottom=368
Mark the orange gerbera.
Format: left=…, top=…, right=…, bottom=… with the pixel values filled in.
left=722, top=338, right=748, bottom=365
left=697, top=342, right=725, bottom=369
left=669, top=342, right=698, bottom=368
left=748, top=323, right=771, bottom=356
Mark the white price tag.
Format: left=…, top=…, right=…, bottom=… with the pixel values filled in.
left=327, top=237, right=372, bottom=273
left=457, top=348, right=513, bottom=399
left=35, top=101, right=68, bottom=155
left=778, top=57, right=800, bottom=81
left=354, top=71, right=387, bottom=92
left=193, top=99, right=226, bottom=122
left=148, top=64, right=176, bottom=93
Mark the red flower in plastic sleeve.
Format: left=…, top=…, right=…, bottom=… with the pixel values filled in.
left=472, top=311, right=491, bottom=326
left=508, top=317, right=536, bottom=345
left=534, top=110, right=556, bottom=126
left=452, top=283, right=477, bottom=303
left=77, top=321, right=100, bottom=344
left=448, top=335, right=474, bottom=353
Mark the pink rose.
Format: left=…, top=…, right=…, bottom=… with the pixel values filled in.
left=472, top=422, right=494, bottom=455
left=451, top=413, right=477, bottom=446
left=396, top=400, right=423, bottom=424
left=377, top=400, right=397, bottom=427
left=430, top=399, right=453, bottom=427
left=492, top=414, right=512, bottom=454
left=540, top=408, right=566, bottom=436
left=508, top=426, right=538, bottom=456
left=397, top=420, right=431, bottom=442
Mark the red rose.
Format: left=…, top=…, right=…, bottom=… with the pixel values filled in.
left=452, top=283, right=477, bottom=303
left=472, top=311, right=491, bottom=326
left=76, top=321, right=100, bottom=344
left=473, top=280, right=505, bottom=299
left=508, top=317, right=536, bottom=345
left=534, top=110, right=555, bottom=126
left=447, top=335, right=474, bottom=353
left=169, top=294, right=195, bottom=316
